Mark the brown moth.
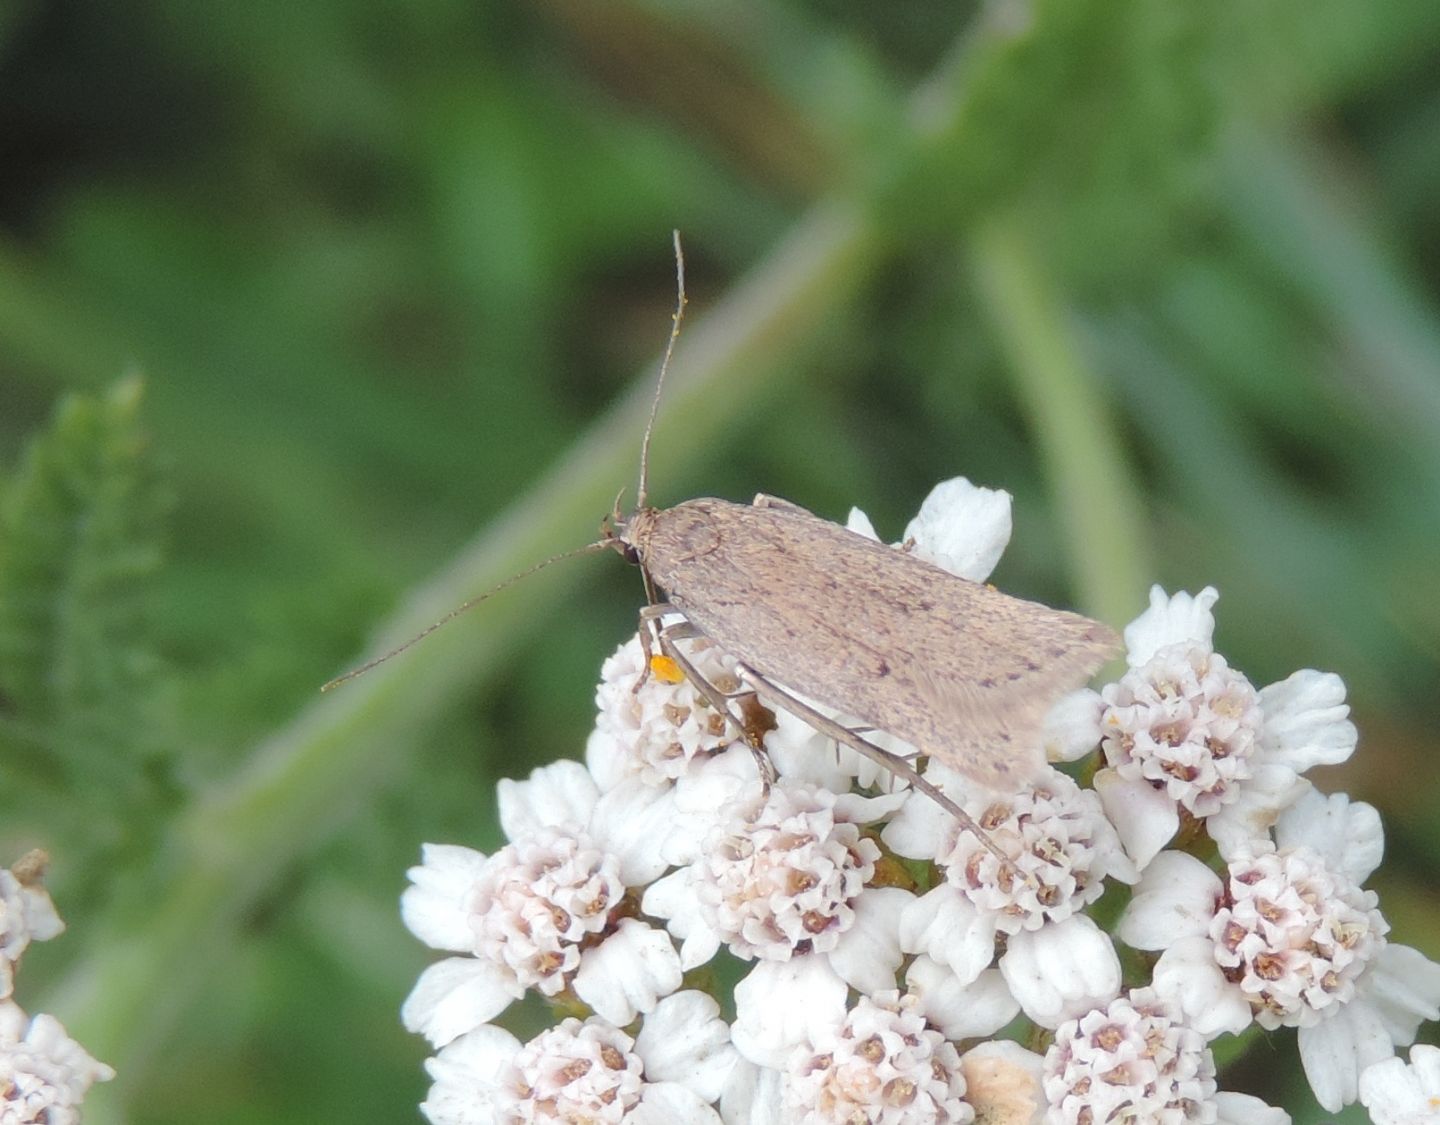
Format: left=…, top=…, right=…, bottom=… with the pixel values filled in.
left=617, top=496, right=1117, bottom=792
left=327, top=233, right=1118, bottom=821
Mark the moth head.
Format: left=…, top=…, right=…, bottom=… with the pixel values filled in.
left=601, top=494, right=651, bottom=567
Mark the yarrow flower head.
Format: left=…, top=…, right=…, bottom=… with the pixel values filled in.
left=418, top=990, right=737, bottom=1125
left=1118, top=788, right=1440, bottom=1111
left=399, top=475, right=1440, bottom=1123
left=587, top=631, right=744, bottom=790
left=0, top=853, right=63, bottom=1001
left=502, top=1018, right=645, bottom=1122
left=782, top=991, right=972, bottom=1125
left=644, top=779, right=919, bottom=1067
left=402, top=760, right=684, bottom=1047
left=469, top=825, right=627, bottom=996
left=1049, top=586, right=1358, bottom=866
left=882, top=1013, right=1292, bottom=1125
left=692, top=781, right=884, bottom=961
left=1043, top=988, right=1217, bottom=1124
left=0, top=854, right=112, bottom=1124
left=0, top=1001, right=115, bottom=1125
left=1209, top=842, right=1386, bottom=1031
left=1101, top=642, right=1262, bottom=819
left=886, top=765, right=1135, bottom=1028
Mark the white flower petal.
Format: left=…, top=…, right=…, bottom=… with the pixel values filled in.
left=998, top=915, right=1120, bottom=1028
left=1360, top=1044, right=1440, bottom=1124
left=665, top=751, right=763, bottom=865
left=1363, top=944, right=1440, bottom=1044
left=1274, top=788, right=1384, bottom=885
left=0, top=1001, right=22, bottom=1040
left=832, top=788, right=909, bottom=824
left=591, top=777, right=679, bottom=885
left=1123, top=585, right=1219, bottom=666
left=1116, top=851, right=1221, bottom=949
left=1258, top=669, right=1357, bottom=772
left=897, top=885, right=997, bottom=985
left=631, top=1082, right=724, bottom=1124
left=636, top=990, right=738, bottom=1103
left=1296, top=998, right=1393, bottom=1112
left=839, top=726, right=919, bottom=791
left=720, top=1059, right=785, bottom=1125
left=1205, top=766, right=1311, bottom=861
left=1212, top=1091, right=1292, bottom=1125
left=845, top=507, right=879, bottom=541
left=1151, top=935, right=1253, bottom=1038
left=642, top=867, right=721, bottom=970
left=906, top=959, right=1019, bottom=1041
left=901, top=477, right=1012, bottom=582
left=1043, top=689, right=1104, bottom=763
left=880, top=783, right=949, bottom=860
left=826, top=886, right=912, bottom=995
left=763, top=707, right=852, bottom=791
left=420, top=1024, right=521, bottom=1125
left=0, top=870, right=64, bottom=951
left=0, top=1005, right=114, bottom=1103
left=573, top=918, right=682, bottom=1025
left=731, top=956, right=847, bottom=1069
left=497, top=759, right=599, bottom=840
left=584, top=726, right=628, bottom=792
left=402, top=957, right=519, bottom=1048
left=1094, top=768, right=1179, bottom=871
left=401, top=844, right=489, bottom=952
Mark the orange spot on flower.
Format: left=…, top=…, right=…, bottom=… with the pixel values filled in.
left=650, top=654, right=685, bottom=684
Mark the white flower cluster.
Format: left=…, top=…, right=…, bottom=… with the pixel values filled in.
left=401, top=478, right=1440, bottom=1123
left=0, top=851, right=114, bottom=1123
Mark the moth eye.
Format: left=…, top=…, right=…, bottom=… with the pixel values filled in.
left=620, top=544, right=642, bottom=566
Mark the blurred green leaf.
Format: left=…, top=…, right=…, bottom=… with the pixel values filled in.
left=878, top=0, right=1216, bottom=291
left=0, top=377, right=175, bottom=855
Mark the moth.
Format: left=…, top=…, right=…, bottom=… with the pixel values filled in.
left=617, top=494, right=1116, bottom=794
left=327, top=233, right=1118, bottom=858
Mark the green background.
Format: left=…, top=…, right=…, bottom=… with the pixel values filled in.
left=1, top=1, right=1437, bottom=1121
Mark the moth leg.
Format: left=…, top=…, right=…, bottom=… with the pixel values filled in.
left=736, top=667, right=1021, bottom=879
left=637, top=610, right=710, bottom=691
left=636, top=601, right=679, bottom=625
left=853, top=731, right=922, bottom=764
left=651, top=614, right=702, bottom=640
left=826, top=724, right=922, bottom=769
left=749, top=493, right=813, bottom=514
left=654, top=625, right=777, bottom=789
left=645, top=617, right=749, bottom=696
left=633, top=601, right=683, bottom=692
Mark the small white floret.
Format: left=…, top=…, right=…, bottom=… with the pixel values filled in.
left=1359, top=1043, right=1440, bottom=1124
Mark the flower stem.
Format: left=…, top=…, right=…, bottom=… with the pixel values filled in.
left=971, top=215, right=1150, bottom=628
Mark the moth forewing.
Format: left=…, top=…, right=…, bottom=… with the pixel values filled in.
left=624, top=497, right=1119, bottom=792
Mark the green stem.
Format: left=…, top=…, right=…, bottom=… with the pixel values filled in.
left=970, top=215, right=1150, bottom=628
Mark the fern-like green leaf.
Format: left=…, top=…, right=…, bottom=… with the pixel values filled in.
left=0, top=376, right=174, bottom=848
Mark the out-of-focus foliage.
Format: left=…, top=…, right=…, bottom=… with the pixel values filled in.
left=0, top=378, right=176, bottom=874
left=0, top=1, right=1437, bottom=1122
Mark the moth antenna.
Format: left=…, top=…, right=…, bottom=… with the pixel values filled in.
left=636, top=229, right=687, bottom=512
left=321, top=539, right=611, bottom=692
